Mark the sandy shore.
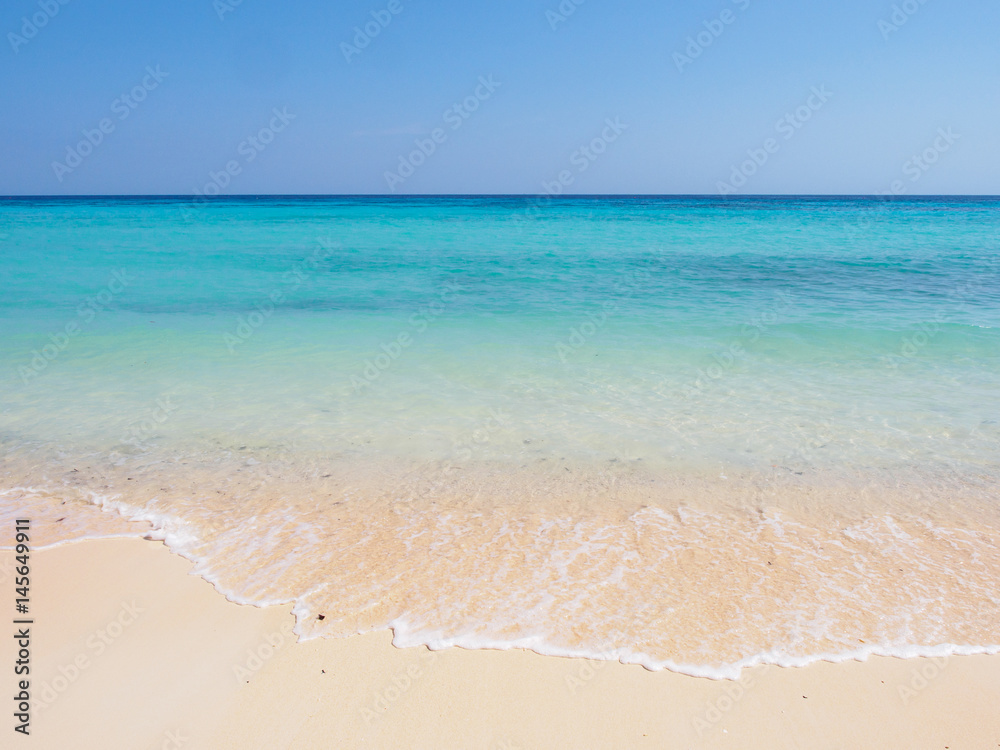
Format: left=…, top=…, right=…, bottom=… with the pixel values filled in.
left=2, top=539, right=998, bottom=749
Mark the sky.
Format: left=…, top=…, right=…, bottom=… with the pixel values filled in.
left=1, top=0, right=998, bottom=195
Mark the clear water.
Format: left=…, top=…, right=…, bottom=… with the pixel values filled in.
left=2, top=196, right=999, bottom=676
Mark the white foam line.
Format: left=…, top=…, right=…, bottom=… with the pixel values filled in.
left=0, top=489, right=152, bottom=550
left=387, top=620, right=1000, bottom=680
left=1, top=532, right=152, bottom=552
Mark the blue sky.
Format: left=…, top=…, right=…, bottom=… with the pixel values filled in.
left=1, top=0, right=998, bottom=195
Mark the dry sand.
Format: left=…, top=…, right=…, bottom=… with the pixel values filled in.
left=2, top=539, right=998, bottom=749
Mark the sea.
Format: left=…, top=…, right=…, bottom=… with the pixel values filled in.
left=1, top=195, right=998, bottom=678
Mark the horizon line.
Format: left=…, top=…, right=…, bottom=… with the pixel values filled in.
left=3, top=193, right=1000, bottom=200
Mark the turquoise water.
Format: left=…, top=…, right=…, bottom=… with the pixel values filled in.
left=2, top=196, right=999, bottom=674
left=2, top=195, right=998, bottom=473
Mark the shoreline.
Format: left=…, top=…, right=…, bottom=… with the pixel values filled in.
left=5, top=481, right=1000, bottom=680
left=4, top=537, right=999, bottom=748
